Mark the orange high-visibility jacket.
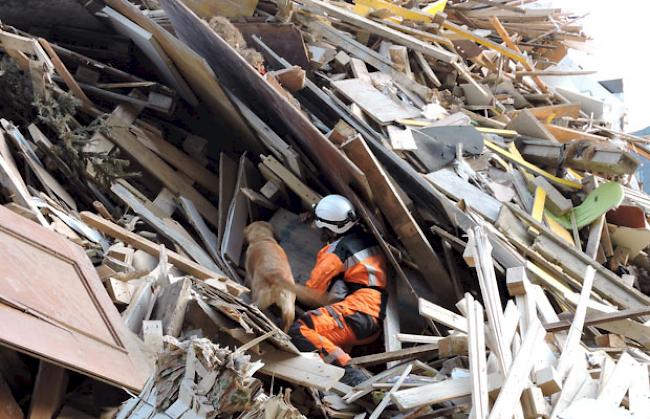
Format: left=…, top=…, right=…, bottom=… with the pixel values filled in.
left=305, top=231, right=387, bottom=316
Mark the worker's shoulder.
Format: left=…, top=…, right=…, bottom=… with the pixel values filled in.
left=335, top=230, right=378, bottom=255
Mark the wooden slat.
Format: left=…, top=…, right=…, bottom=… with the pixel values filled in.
left=79, top=212, right=247, bottom=296
left=134, top=128, right=219, bottom=195
left=488, top=321, right=546, bottom=419
left=342, top=136, right=456, bottom=302
left=38, top=39, right=94, bottom=111
left=349, top=343, right=439, bottom=367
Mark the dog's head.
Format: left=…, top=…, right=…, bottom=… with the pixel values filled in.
left=244, top=221, right=276, bottom=244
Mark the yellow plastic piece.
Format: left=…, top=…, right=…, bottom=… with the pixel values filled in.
left=544, top=214, right=575, bottom=245
left=355, top=0, right=432, bottom=21
left=395, top=119, right=432, bottom=127
left=566, top=168, right=584, bottom=181
left=422, top=0, right=448, bottom=15
left=476, top=127, right=518, bottom=137
left=485, top=140, right=582, bottom=190
left=531, top=186, right=546, bottom=222
left=507, top=142, right=524, bottom=160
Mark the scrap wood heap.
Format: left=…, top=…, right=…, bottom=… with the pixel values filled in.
left=0, top=0, right=648, bottom=418
left=117, top=337, right=265, bottom=418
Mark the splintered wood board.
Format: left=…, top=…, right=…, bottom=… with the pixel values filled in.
left=0, top=206, right=149, bottom=391
left=332, top=79, right=421, bottom=125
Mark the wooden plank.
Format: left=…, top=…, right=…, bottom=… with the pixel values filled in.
left=395, top=334, right=443, bottom=345
left=3, top=122, right=75, bottom=211
left=384, top=277, right=402, bottom=368
left=37, top=38, right=94, bottom=110
left=489, top=16, right=547, bottom=92
left=79, top=211, right=247, bottom=296
left=134, top=128, right=219, bottom=195
left=426, top=169, right=501, bottom=222
left=544, top=124, right=608, bottom=144
left=152, top=278, right=191, bottom=337
left=302, top=0, right=457, bottom=63
left=102, top=6, right=197, bottom=105
left=104, top=113, right=219, bottom=227
left=256, top=350, right=344, bottom=391
left=332, top=79, right=421, bottom=124
left=261, top=155, right=321, bottom=207
left=28, top=362, right=67, bottom=419
left=488, top=321, right=546, bottom=419
left=368, top=364, right=412, bottom=419
left=342, top=137, right=455, bottom=302
left=485, top=141, right=581, bottom=189
left=350, top=57, right=372, bottom=84
left=506, top=109, right=557, bottom=141
left=217, top=153, right=238, bottom=248
left=178, top=196, right=220, bottom=263
left=556, top=266, right=594, bottom=379
left=596, top=352, right=638, bottom=407
left=111, top=183, right=219, bottom=272
left=348, top=343, right=439, bottom=367
left=628, top=363, right=650, bottom=415
left=467, top=294, right=488, bottom=419
left=418, top=298, right=468, bottom=333
left=469, top=228, right=512, bottom=374
left=414, top=51, right=441, bottom=87
left=391, top=372, right=504, bottom=410
left=231, top=95, right=302, bottom=178
left=0, top=153, right=48, bottom=227
left=532, top=176, right=572, bottom=215
left=585, top=215, right=605, bottom=259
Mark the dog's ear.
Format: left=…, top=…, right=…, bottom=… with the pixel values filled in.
left=243, top=223, right=253, bottom=243
left=263, top=221, right=279, bottom=240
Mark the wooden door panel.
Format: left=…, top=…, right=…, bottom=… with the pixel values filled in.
left=0, top=206, right=149, bottom=391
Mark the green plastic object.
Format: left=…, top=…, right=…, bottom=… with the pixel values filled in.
left=547, top=181, right=624, bottom=229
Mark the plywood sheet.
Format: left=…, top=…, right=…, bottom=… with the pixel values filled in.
left=0, top=206, right=149, bottom=391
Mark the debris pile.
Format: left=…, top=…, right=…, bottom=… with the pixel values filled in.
left=117, top=337, right=264, bottom=418
left=0, top=0, right=648, bottom=418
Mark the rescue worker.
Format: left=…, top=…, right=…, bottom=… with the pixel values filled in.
left=288, top=194, right=388, bottom=385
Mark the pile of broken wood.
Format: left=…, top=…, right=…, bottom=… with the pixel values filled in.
left=0, top=0, right=648, bottom=418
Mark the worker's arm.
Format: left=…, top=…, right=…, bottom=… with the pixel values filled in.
left=298, top=250, right=345, bottom=308
left=293, top=284, right=340, bottom=308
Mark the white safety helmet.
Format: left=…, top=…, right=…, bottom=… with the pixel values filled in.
left=314, top=194, right=357, bottom=234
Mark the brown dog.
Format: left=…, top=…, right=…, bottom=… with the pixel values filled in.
left=244, top=221, right=296, bottom=332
